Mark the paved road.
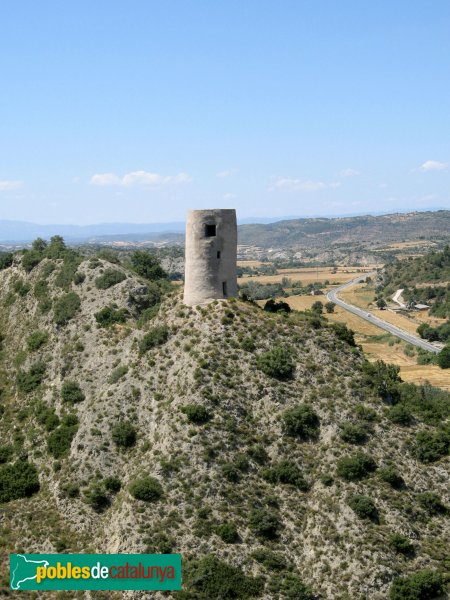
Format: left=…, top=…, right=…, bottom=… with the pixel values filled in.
left=326, top=273, right=441, bottom=354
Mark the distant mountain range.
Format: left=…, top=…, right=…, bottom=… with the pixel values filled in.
left=1, top=209, right=450, bottom=247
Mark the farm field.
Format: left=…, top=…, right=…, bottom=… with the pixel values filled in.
left=281, top=277, right=450, bottom=391
left=237, top=265, right=376, bottom=286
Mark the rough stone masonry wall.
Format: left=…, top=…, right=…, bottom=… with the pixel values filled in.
left=183, top=208, right=237, bottom=306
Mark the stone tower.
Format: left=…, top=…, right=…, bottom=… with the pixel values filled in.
left=183, top=208, right=238, bottom=306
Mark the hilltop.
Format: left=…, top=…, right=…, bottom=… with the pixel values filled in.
left=0, top=239, right=449, bottom=599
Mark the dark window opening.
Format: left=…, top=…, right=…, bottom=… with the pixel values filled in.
left=222, top=281, right=227, bottom=297
left=217, top=251, right=221, bottom=259
left=205, top=224, right=216, bottom=237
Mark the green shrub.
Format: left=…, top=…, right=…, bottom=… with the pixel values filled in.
left=251, top=549, right=287, bottom=571
left=139, top=326, right=169, bottom=354
left=417, top=491, right=448, bottom=515
left=412, top=429, right=450, bottom=463
left=182, top=555, right=263, bottom=599
left=47, top=422, right=78, bottom=458
left=389, top=403, right=413, bottom=425
left=264, top=299, right=291, bottom=313
left=26, top=330, right=49, bottom=352
left=0, top=445, right=13, bottom=464
left=339, top=422, right=370, bottom=444
left=61, top=483, right=80, bottom=498
left=0, top=252, right=13, bottom=270
left=336, top=452, right=377, bottom=481
left=348, top=494, right=378, bottom=522
left=84, top=483, right=110, bottom=512
left=95, top=268, right=126, bottom=290
left=13, top=279, right=31, bottom=296
left=16, top=361, right=46, bottom=393
left=248, top=508, right=281, bottom=539
left=129, top=476, right=163, bottom=502
left=389, top=570, right=445, bottom=600
left=261, top=460, right=309, bottom=491
left=354, top=404, right=378, bottom=422
left=104, top=476, right=121, bottom=493
left=388, top=533, right=414, bottom=555
left=36, top=406, right=60, bottom=431
left=215, top=522, right=239, bottom=543
left=241, top=337, right=256, bottom=352
left=130, top=251, right=167, bottom=280
left=0, top=459, right=40, bottom=503
left=378, top=465, right=404, bottom=488
left=437, top=345, right=450, bottom=369
left=111, top=422, right=137, bottom=448
left=221, top=463, right=240, bottom=483
left=282, top=405, right=320, bottom=440
left=94, top=304, right=128, bottom=327
left=331, top=323, right=356, bottom=346
left=181, top=404, right=211, bottom=424
left=256, top=346, right=295, bottom=380
left=108, top=365, right=128, bottom=384
left=22, top=250, right=43, bottom=272
left=269, top=573, right=315, bottom=600
left=53, top=292, right=81, bottom=325
left=61, top=381, right=85, bottom=404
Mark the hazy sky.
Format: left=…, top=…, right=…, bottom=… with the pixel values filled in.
left=0, top=1, right=449, bottom=224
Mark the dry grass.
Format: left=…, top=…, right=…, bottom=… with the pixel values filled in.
left=237, top=260, right=268, bottom=267
left=238, top=266, right=375, bottom=286
left=399, top=365, right=450, bottom=390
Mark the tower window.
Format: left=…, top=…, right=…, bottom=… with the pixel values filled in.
left=205, top=224, right=216, bottom=237
left=217, top=251, right=221, bottom=259
left=222, top=281, right=228, bottom=297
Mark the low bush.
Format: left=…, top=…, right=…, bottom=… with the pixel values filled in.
left=47, top=421, right=78, bottom=458
left=215, top=522, right=239, bottom=543
left=95, top=268, right=126, bottom=290
left=256, top=346, right=294, bottom=380
left=129, top=476, right=163, bottom=502
left=389, top=570, right=445, bottom=600
left=337, top=452, right=377, bottom=481
left=412, top=429, right=450, bottom=463
left=388, top=403, right=413, bottom=426
left=339, top=422, right=370, bottom=444
left=16, top=361, right=46, bottom=394
left=378, top=465, right=404, bottom=488
left=417, top=491, right=448, bottom=515
left=26, top=330, right=49, bottom=352
left=36, top=406, right=60, bottom=431
left=139, top=326, right=169, bottom=354
left=108, top=365, right=128, bottom=384
left=251, top=549, right=287, bottom=571
left=388, top=533, right=414, bottom=555
left=0, top=445, right=13, bottom=464
left=0, top=459, right=40, bottom=503
left=111, top=422, right=137, bottom=448
left=262, top=460, right=309, bottom=491
left=221, top=463, right=240, bottom=483
left=181, top=555, right=263, bottom=599
left=61, top=381, right=85, bottom=404
left=104, top=476, right=122, bottom=493
left=53, top=292, right=81, bottom=325
left=94, top=304, right=128, bottom=327
left=269, top=573, right=315, bottom=600
left=331, top=323, right=356, bottom=346
left=181, top=404, right=211, bottom=424
left=248, top=508, right=281, bottom=539
left=348, top=494, right=378, bottom=522
left=84, top=483, right=110, bottom=512
left=263, top=299, right=291, bottom=313
left=282, top=405, right=320, bottom=440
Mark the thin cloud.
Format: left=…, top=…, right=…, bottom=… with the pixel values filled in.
left=223, top=193, right=237, bottom=200
left=216, top=168, right=238, bottom=178
left=419, top=160, right=448, bottom=172
left=90, top=171, right=191, bottom=186
left=0, top=180, right=23, bottom=191
left=269, top=177, right=341, bottom=192
left=340, top=168, right=359, bottom=177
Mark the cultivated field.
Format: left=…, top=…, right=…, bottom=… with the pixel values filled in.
left=237, top=266, right=376, bottom=286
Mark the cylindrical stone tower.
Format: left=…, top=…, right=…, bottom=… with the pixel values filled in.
left=183, top=208, right=238, bottom=306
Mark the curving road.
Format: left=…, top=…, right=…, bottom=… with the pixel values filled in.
left=326, top=273, right=441, bottom=354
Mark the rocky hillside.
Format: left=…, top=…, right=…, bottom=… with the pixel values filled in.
left=0, top=241, right=449, bottom=600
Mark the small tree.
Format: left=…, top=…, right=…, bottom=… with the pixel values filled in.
left=61, top=381, right=85, bottom=404
left=311, top=301, right=323, bottom=314
left=325, top=301, right=335, bottom=313
left=256, top=346, right=294, bottom=380
left=376, top=298, right=387, bottom=310
left=437, top=345, right=450, bottom=369
left=131, top=251, right=167, bottom=280
left=129, top=476, right=163, bottom=502
left=111, top=422, right=137, bottom=448
left=348, top=494, right=378, bottom=522
left=282, top=405, right=320, bottom=440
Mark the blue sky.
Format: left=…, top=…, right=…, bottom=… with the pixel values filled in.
left=0, top=1, right=449, bottom=224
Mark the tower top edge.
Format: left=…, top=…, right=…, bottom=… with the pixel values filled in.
left=186, top=208, right=236, bottom=216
